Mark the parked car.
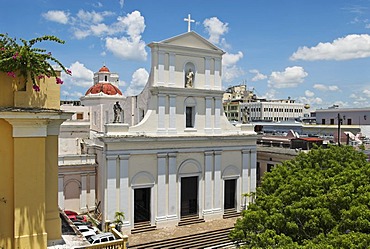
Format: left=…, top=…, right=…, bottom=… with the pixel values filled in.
left=76, top=225, right=96, bottom=238
left=76, top=224, right=99, bottom=233
left=64, top=210, right=87, bottom=222
left=72, top=220, right=93, bottom=226
left=87, top=232, right=115, bottom=244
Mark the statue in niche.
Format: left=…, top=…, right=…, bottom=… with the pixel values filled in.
left=113, top=101, right=122, bottom=123
left=185, top=68, right=194, bottom=88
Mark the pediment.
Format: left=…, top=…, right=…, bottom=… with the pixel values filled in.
left=157, top=31, right=223, bottom=52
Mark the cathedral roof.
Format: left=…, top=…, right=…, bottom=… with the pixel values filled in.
left=85, top=83, right=122, bottom=96
left=99, top=65, right=110, bottom=72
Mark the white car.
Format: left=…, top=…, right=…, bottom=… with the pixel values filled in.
left=76, top=225, right=96, bottom=238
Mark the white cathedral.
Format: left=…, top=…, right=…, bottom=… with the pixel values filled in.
left=58, top=31, right=257, bottom=234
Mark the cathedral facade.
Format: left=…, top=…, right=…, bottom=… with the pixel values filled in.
left=96, top=32, right=258, bottom=233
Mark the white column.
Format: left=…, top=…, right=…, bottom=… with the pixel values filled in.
left=168, top=95, right=177, bottom=134
left=158, top=51, right=165, bottom=85
left=156, top=153, right=167, bottom=222
left=80, top=174, right=87, bottom=212
left=119, top=154, right=130, bottom=227
left=205, top=57, right=211, bottom=89
left=250, top=148, right=257, bottom=193
left=214, top=58, right=221, bottom=90
left=241, top=150, right=250, bottom=210
left=213, top=151, right=222, bottom=213
left=203, top=151, right=213, bottom=215
left=214, top=97, right=221, bottom=134
left=168, top=152, right=177, bottom=220
left=88, top=174, right=96, bottom=209
left=106, top=155, right=117, bottom=221
left=157, top=94, right=166, bottom=133
left=205, top=97, right=212, bottom=134
left=58, top=176, right=64, bottom=210
left=169, top=53, right=175, bottom=86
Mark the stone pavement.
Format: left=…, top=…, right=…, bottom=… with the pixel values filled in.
left=127, top=217, right=238, bottom=247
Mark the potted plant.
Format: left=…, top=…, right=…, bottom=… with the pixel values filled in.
left=0, top=33, right=71, bottom=108
left=113, top=211, right=125, bottom=231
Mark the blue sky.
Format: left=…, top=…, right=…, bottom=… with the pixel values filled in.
left=2, top=0, right=370, bottom=110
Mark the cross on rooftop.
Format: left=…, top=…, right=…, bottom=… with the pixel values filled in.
left=184, top=14, right=195, bottom=32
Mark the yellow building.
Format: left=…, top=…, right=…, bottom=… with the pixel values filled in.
left=0, top=72, right=71, bottom=249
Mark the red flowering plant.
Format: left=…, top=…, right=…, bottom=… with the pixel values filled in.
left=0, top=33, right=71, bottom=91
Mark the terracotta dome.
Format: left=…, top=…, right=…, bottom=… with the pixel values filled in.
left=99, top=65, right=110, bottom=72
left=85, top=83, right=122, bottom=96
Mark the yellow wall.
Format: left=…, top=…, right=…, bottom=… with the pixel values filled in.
left=0, top=119, right=14, bottom=249
left=45, top=135, right=62, bottom=241
left=0, top=71, right=61, bottom=109
left=0, top=71, right=64, bottom=248
left=14, top=137, right=47, bottom=248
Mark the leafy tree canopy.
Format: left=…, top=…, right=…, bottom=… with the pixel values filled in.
left=230, top=145, right=370, bottom=248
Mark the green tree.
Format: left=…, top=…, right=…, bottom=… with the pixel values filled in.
left=230, top=145, right=370, bottom=248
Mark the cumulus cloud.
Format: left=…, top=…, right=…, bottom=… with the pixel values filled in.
left=222, top=52, right=245, bottom=83
left=363, top=89, right=370, bottom=97
left=62, top=61, right=94, bottom=87
left=249, top=69, right=267, bottom=82
left=106, top=37, right=147, bottom=61
left=290, top=34, right=370, bottom=61
left=203, top=17, right=228, bottom=45
left=42, top=10, right=70, bottom=24
left=124, top=68, right=149, bottom=96
left=105, top=11, right=147, bottom=61
left=61, top=90, right=84, bottom=99
left=268, top=66, right=308, bottom=88
left=298, top=96, right=323, bottom=105
left=305, top=90, right=315, bottom=97
left=313, top=84, right=340, bottom=91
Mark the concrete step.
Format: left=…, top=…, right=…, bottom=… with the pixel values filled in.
left=131, top=221, right=156, bottom=234
left=178, top=215, right=205, bottom=226
left=223, top=209, right=241, bottom=219
left=128, top=227, right=233, bottom=249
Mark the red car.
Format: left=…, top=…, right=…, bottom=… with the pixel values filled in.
left=64, top=210, right=87, bottom=222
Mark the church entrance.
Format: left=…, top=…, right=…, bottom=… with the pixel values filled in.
left=180, top=176, right=198, bottom=217
left=134, top=188, right=151, bottom=223
left=224, top=179, right=236, bottom=210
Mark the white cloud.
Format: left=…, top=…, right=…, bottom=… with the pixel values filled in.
left=313, top=84, right=340, bottom=91
left=119, top=0, right=124, bottom=8
left=42, top=10, right=69, bottom=24
left=203, top=17, right=228, bottom=45
left=298, top=96, right=323, bottom=105
left=249, top=69, right=267, bottom=82
left=305, top=90, right=315, bottom=97
left=61, top=90, right=84, bottom=99
left=105, top=11, right=147, bottom=61
left=363, top=89, right=370, bottom=97
left=328, top=85, right=340, bottom=91
left=62, top=61, right=94, bottom=87
left=222, top=52, right=244, bottom=83
left=124, top=68, right=149, bottom=96
left=115, top=11, right=145, bottom=40
left=290, top=34, right=370, bottom=61
left=77, top=10, right=105, bottom=24
left=106, top=37, right=147, bottom=61
left=90, top=23, right=110, bottom=36
left=223, top=52, right=243, bottom=66
left=268, top=66, right=308, bottom=88
left=72, top=28, right=90, bottom=39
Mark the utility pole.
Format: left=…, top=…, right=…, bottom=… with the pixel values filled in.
left=337, top=113, right=341, bottom=146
